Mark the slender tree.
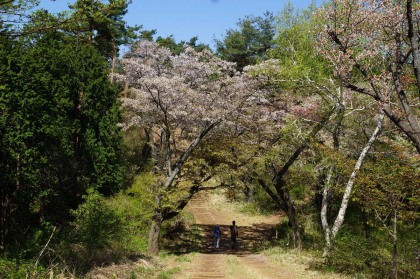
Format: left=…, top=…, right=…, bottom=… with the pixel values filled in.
left=321, top=112, right=385, bottom=257
left=407, top=0, right=420, bottom=93
left=242, top=3, right=338, bottom=246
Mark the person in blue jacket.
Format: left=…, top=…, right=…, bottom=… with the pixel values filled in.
left=213, top=225, right=221, bottom=248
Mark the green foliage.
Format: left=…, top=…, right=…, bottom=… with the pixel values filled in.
left=357, top=146, right=420, bottom=223
left=0, top=258, right=48, bottom=279
left=41, top=173, right=156, bottom=275
left=68, top=0, right=141, bottom=58
left=157, top=267, right=181, bottom=279
left=0, top=31, right=124, bottom=253
left=398, top=225, right=420, bottom=278
left=267, top=2, right=332, bottom=91
left=329, top=232, right=387, bottom=277
left=306, top=139, right=419, bottom=278
left=154, top=35, right=210, bottom=55
left=0, top=0, right=39, bottom=35
left=270, top=217, right=295, bottom=247
left=139, top=29, right=157, bottom=41
left=120, top=127, right=150, bottom=184
left=236, top=190, right=279, bottom=215
left=107, top=172, right=157, bottom=252
left=326, top=225, right=420, bottom=279
left=215, top=11, right=275, bottom=70
left=57, top=190, right=132, bottom=274
left=69, top=191, right=126, bottom=250
left=285, top=164, right=317, bottom=203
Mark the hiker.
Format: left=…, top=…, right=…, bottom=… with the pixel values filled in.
left=230, top=220, right=238, bottom=249
left=213, top=225, right=221, bottom=248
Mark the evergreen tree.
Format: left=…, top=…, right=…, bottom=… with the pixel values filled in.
left=215, top=12, right=275, bottom=71
left=155, top=35, right=210, bottom=55
left=0, top=31, right=123, bottom=250
left=0, top=0, right=38, bottom=35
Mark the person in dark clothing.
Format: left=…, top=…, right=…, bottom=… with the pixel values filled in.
left=230, top=220, right=238, bottom=249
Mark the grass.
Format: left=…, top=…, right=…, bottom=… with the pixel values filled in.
left=157, top=267, right=181, bottom=279
left=226, top=256, right=241, bottom=276
left=261, top=246, right=351, bottom=279
left=174, top=254, right=192, bottom=262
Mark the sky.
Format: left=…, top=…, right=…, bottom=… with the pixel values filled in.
left=38, top=0, right=316, bottom=49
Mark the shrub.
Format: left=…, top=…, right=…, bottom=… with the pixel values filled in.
left=329, top=231, right=391, bottom=278
left=58, top=190, right=128, bottom=273
left=0, top=258, right=48, bottom=279
left=107, top=173, right=156, bottom=252
left=69, top=190, right=126, bottom=249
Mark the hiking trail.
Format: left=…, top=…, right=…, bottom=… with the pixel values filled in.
left=168, top=192, right=347, bottom=279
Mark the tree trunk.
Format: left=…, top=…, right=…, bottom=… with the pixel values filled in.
left=147, top=212, right=163, bottom=256
left=407, top=0, right=420, bottom=95
left=163, top=120, right=221, bottom=189
left=148, top=189, right=163, bottom=256
left=332, top=101, right=345, bottom=150
left=110, top=42, right=117, bottom=84
left=258, top=178, right=303, bottom=247
left=390, top=210, right=398, bottom=279
left=245, top=182, right=254, bottom=203
left=322, top=95, right=344, bottom=258
left=162, top=173, right=213, bottom=221
left=321, top=166, right=334, bottom=258
left=275, top=109, right=334, bottom=247
left=255, top=108, right=334, bottom=248
left=391, top=28, right=420, bottom=153
left=381, top=105, right=420, bottom=153
left=330, top=113, right=384, bottom=240
left=0, top=196, right=8, bottom=250
left=277, top=182, right=304, bottom=248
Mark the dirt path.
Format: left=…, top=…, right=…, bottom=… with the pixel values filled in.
left=169, top=192, right=346, bottom=279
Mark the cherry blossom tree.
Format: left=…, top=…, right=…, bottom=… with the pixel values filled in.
left=240, top=53, right=338, bottom=246
left=316, top=0, right=420, bottom=153
left=242, top=4, right=390, bottom=250
left=117, top=41, right=256, bottom=255
left=241, top=5, right=341, bottom=245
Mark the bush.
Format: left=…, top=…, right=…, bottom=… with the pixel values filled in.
left=396, top=224, right=420, bottom=278
left=58, top=190, right=128, bottom=273
left=69, top=190, right=126, bottom=249
left=107, top=173, right=156, bottom=252
left=56, top=173, right=157, bottom=274
left=325, top=221, right=420, bottom=278
left=0, top=258, right=48, bottom=279
left=329, top=231, right=391, bottom=278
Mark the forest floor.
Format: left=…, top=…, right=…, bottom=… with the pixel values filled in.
left=161, top=191, right=349, bottom=279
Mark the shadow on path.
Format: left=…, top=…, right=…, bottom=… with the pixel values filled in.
left=163, top=222, right=278, bottom=256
